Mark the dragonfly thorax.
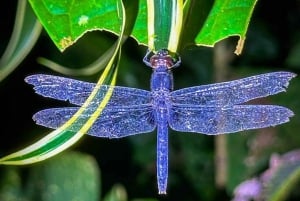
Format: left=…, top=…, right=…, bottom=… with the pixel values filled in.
left=151, top=66, right=174, bottom=92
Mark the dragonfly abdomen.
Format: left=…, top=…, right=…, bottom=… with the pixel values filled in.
left=155, top=108, right=169, bottom=194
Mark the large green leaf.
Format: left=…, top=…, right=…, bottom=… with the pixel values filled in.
left=131, top=0, right=184, bottom=52
left=28, top=0, right=123, bottom=51
left=144, top=0, right=183, bottom=52
left=195, top=0, right=258, bottom=54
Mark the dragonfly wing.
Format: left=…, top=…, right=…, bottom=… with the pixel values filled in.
left=169, top=104, right=294, bottom=135
left=25, top=74, right=151, bottom=107
left=171, top=72, right=296, bottom=106
left=32, top=105, right=155, bottom=138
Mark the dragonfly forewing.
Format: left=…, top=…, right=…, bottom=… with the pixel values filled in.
left=171, top=72, right=296, bottom=106
left=25, top=74, right=152, bottom=107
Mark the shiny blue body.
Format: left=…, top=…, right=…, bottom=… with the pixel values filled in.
left=25, top=50, right=295, bottom=194
left=150, top=53, right=175, bottom=194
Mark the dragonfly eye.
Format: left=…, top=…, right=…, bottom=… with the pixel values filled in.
left=150, top=54, right=174, bottom=69
left=143, top=49, right=181, bottom=69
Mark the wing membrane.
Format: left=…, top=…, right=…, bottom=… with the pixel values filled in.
left=33, top=105, right=155, bottom=138
left=169, top=104, right=294, bottom=135
left=25, top=74, right=151, bottom=107
left=171, top=72, right=296, bottom=106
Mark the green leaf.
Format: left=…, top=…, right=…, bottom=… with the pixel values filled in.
left=130, top=1, right=147, bottom=46
left=0, top=0, right=42, bottom=81
left=144, top=0, right=183, bottom=52
left=195, top=0, right=258, bottom=54
left=28, top=0, right=123, bottom=51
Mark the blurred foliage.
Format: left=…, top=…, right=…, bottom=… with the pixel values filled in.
left=0, top=0, right=300, bottom=201
left=26, top=151, right=100, bottom=201
left=0, top=151, right=156, bottom=201
left=0, top=0, right=42, bottom=81
left=0, top=151, right=100, bottom=201
left=232, top=150, right=300, bottom=201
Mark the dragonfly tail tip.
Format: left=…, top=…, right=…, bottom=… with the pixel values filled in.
left=158, top=190, right=167, bottom=195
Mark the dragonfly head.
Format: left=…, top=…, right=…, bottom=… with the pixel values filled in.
left=143, top=49, right=181, bottom=69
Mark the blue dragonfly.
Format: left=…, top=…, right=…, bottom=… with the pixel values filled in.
left=25, top=49, right=295, bottom=194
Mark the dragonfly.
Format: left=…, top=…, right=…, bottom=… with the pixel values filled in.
left=25, top=49, right=295, bottom=194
